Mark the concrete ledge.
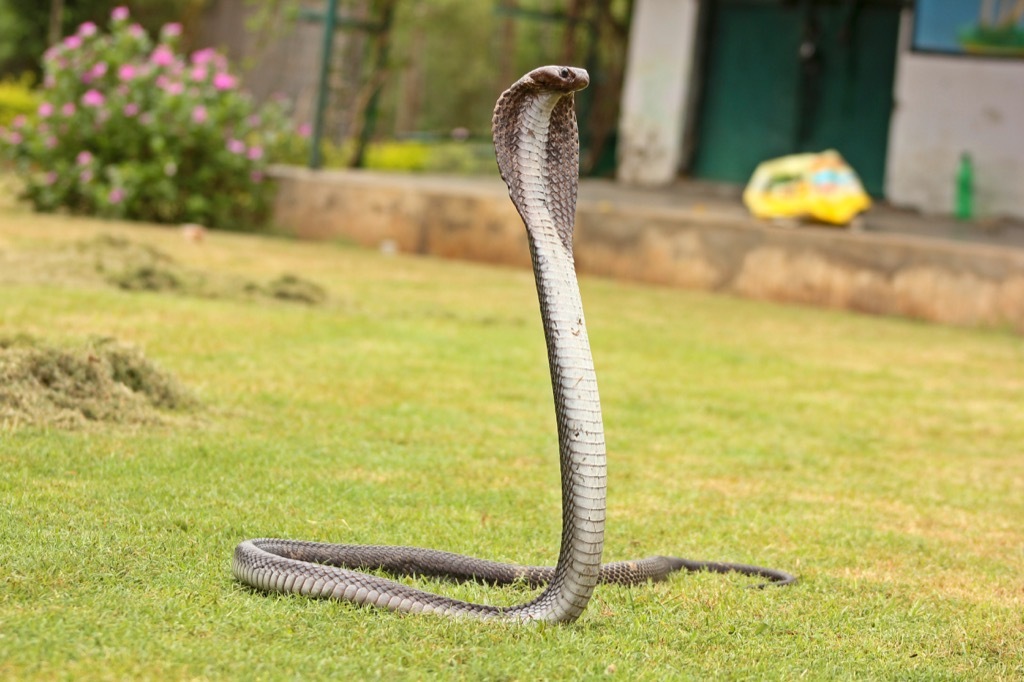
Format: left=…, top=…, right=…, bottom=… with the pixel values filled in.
left=271, top=166, right=1024, bottom=332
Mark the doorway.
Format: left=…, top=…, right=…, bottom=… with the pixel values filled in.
left=690, top=0, right=903, bottom=196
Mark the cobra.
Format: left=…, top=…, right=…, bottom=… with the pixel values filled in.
left=232, top=66, right=795, bottom=623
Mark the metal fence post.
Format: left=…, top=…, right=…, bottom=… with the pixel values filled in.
left=310, top=0, right=339, bottom=169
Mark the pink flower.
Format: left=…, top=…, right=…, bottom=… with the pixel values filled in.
left=250, top=170, right=264, bottom=183
left=77, top=150, right=93, bottom=165
left=191, top=105, right=208, bottom=124
left=212, top=72, right=236, bottom=90
left=45, top=136, right=57, bottom=149
left=118, top=64, right=137, bottom=81
left=44, top=74, right=56, bottom=88
left=190, top=65, right=207, bottom=82
left=211, top=72, right=235, bottom=90
left=38, top=102, right=54, bottom=118
left=61, top=102, right=76, bottom=117
left=78, top=21, right=98, bottom=37
left=11, top=115, right=25, bottom=129
left=151, top=45, right=175, bottom=67
left=108, top=188, right=125, bottom=204
left=7, top=131, right=23, bottom=145
left=161, top=23, right=182, bottom=39
left=64, top=35, right=82, bottom=50
left=297, top=123, right=312, bottom=138
left=81, top=89, right=105, bottom=107
left=128, top=24, right=145, bottom=39
left=164, top=81, right=184, bottom=95
left=190, top=48, right=217, bottom=66
left=80, top=169, right=94, bottom=183
left=111, top=6, right=129, bottom=22
left=246, top=146, right=263, bottom=160
left=84, top=61, right=108, bottom=83
left=123, top=103, right=139, bottom=117
left=44, top=171, right=58, bottom=185
left=226, top=138, right=246, bottom=155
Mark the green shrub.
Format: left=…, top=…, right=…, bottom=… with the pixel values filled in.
left=364, top=140, right=431, bottom=172
left=421, top=141, right=496, bottom=175
left=363, top=140, right=495, bottom=175
left=0, top=6, right=302, bottom=231
left=297, top=139, right=496, bottom=175
left=0, top=74, right=38, bottom=128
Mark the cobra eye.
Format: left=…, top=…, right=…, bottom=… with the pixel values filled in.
left=559, top=68, right=570, bottom=78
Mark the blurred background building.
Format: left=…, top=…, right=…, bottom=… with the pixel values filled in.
left=198, top=0, right=1024, bottom=219
left=3, top=0, right=1021, bottom=219
left=619, top=0, right=1024, bottom=220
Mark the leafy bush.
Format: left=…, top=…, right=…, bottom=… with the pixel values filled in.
left=0, top=0, right=200, bottom=79
left=358, top=140, right=495, bottom=175
left=0, top=74, right=38, bottom=127
left=279, top=138, right=497, bottom=175
left=364, top=140, right=431, bottom=172
left=0, top=7, right=301, bottom=231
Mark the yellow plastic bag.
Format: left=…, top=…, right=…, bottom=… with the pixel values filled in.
left=742, top=150, right=871, bottom=226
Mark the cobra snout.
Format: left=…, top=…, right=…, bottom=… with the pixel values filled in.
left=528, top=65, right=589, bottom=93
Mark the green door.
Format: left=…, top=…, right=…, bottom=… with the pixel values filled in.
left=691, top=0, right=902, bottom=196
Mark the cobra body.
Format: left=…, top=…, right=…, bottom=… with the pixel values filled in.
left=233, top=66, right=795, bottom=623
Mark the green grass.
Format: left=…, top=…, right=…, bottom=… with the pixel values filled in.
left=1, top=213, right=1023, bottom=680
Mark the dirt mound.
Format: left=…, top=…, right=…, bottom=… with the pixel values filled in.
left=0, top=335, right=196, bottom=428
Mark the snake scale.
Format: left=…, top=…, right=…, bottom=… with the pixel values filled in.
left=233, top=66, right=796, bottom=623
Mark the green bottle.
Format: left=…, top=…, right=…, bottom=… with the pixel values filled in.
left=956, top=152, right=973, bottom=221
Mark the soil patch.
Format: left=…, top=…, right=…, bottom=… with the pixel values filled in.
left=0, top=335, right=197, bottom=428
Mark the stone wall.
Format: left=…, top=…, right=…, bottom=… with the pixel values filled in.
left=271, top=166, right=1024, bottom=332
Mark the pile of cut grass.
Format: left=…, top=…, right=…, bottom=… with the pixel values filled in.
left=83, top=234, right=328, bottom=304
left=0, top=334, right=195, bottom=427
left=0, top=232, right=327, bottom=305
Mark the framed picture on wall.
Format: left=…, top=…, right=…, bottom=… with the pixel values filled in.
left=914, top=0, right=1024, bottom=57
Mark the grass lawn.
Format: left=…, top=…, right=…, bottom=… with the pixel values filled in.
left=1, top=209, right=1022, bottom=680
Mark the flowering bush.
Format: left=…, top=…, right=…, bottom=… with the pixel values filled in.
left=0, top=7, right=299, bottom=231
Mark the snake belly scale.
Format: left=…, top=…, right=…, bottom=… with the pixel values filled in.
left=232, top=66, right=795, bottom=623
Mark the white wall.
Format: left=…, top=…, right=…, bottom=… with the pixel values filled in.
left=886, top=12, right=1024, bottom=219
left=616, top=0, right=700, bottom=186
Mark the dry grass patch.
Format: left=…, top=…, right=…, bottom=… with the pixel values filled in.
left=0, top=334, right=196, bottom=428
left=0, top=233, right=327, bottom=305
